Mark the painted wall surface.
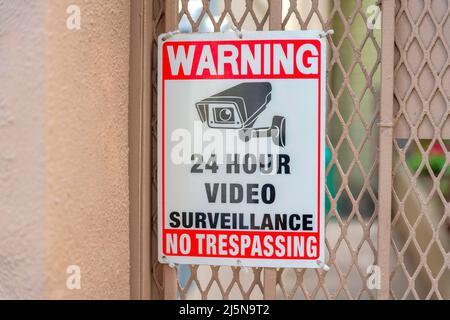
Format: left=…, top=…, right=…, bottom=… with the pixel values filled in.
left=0, top=0, right=46, bottom=299
left=0, top=0, right=131, bottom=299
left=44, top=0, right=130, bottom=299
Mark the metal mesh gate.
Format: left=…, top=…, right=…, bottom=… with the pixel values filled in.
left=148, top=0, right=450, bottom=300
left=390, top=0, right=450, bottom=299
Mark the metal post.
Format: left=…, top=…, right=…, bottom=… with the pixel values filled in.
left=129, top=0, right=153, bottom=300
left=163, top=0, right=179, bottom=300
left=377, top=0, right=396, bottom=300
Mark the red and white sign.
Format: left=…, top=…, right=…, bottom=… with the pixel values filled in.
left=158, top=31, right=326, bottom=268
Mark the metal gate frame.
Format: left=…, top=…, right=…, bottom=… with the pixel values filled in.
left=129, top=0, right=449, bottom=300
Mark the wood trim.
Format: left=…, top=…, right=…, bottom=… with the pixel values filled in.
left=129, top=0, right=153, bottom=300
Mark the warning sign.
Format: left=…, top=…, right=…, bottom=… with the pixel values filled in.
left=158, top=31, right=326, bottom=268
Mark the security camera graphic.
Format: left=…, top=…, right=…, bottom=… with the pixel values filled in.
left=195, top=82, right=286, bottom=147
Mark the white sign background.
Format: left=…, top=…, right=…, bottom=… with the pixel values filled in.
left=158, top=31, right=326, bottom=268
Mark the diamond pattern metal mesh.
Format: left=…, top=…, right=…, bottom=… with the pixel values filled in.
left=175, top=0, right=270, bottom=300
left=391, top=0, right=450, bottom=300
left=178, top=0, right=269, bottom=31
left=276, top=0, right=381, bottom=300
left=148, top=0, right=450, bottom=300
left=151, top=0, right=166, bottom=299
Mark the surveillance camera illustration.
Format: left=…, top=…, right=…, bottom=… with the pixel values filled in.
left=195, top=82, right=286, bottom=147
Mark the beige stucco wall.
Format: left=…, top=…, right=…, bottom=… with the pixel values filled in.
left=0, top=0, right=131, bottom=299
left=0, top=0, right=46, bottom=299
left=44, top=0, right=130, bottom=299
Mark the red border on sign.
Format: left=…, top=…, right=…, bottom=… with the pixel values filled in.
left=161, top=39, right=322, bottom=260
